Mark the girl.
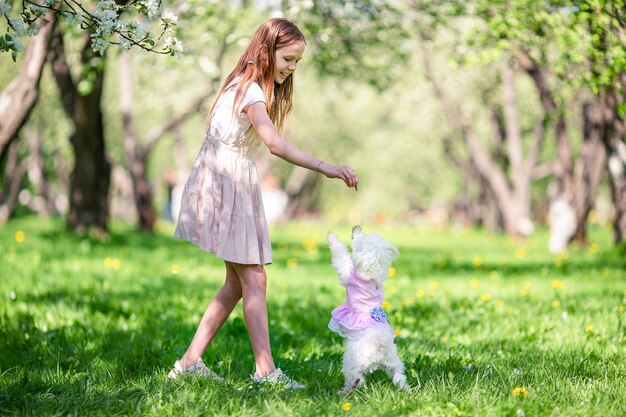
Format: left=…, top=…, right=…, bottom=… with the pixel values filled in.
left=168, top=18, right=359, bottom=388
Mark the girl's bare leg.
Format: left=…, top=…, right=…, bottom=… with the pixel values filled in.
left=230, top=263, right=276, bottom=377
left=180, top=261, right=242, bottom=368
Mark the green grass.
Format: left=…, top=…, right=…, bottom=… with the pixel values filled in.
left=1, top=216, right=625, bottom=416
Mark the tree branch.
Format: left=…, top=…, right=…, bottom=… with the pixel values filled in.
left=501, top=66, right=523, bottom=175
left=0, top=8, right=58, bottom=163
left=143, top=30, right=232, bottom=152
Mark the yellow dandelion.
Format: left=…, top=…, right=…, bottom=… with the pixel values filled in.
left=623, top=289, right=626, bottom=296
left=551, top=280, right=565, bottom=289
left=388, top=267, right=396, bottom=277
left=14, top=230, right=25, bottom=243
left=394, top=329, right=401, bottom=336
left=472, top=256, right=483, bottom=267
left=521, top=290, right=529, bottom=297
left=287, top=258, right=298, bottom=268
left=617, top=305, right=625, bottom=312
left=430, top=281, right=439, bottom=290
left=515, top=249, right=527, bottom=260
left=523, top=281, right=532, bottom=290
left=496, top=299, right=504, bottom=307
left=416, top=290, right=425, bottom=298
left=481, top=293, right=491, bottom=302
left=470, top=279, right=480, bottom=288
left=382, top=300, right=390, bottom=309
left=389, top=286, right=398, bottom=295
left=303, top=238, right=317, bottom=251
left=551, top=300, right=560, bottom=308
left=171, top=265, right=180, bottom=274
left=589, top=243, right=598, bottom=254
left=342, top=402, right=352, bottom=411
left=585, top=325, right=593, bottom=333
left=512, top=387, right=529, bottom=398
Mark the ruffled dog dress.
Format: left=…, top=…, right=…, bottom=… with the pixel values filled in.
left=329, top=267, right=390, bottom=338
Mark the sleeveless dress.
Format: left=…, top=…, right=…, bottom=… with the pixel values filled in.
left=174, top=81, right=272, bottom=265
left=328, top=267, right=390, bottom=339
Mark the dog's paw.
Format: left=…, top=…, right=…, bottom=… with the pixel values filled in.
left=399, top=381, right=413, bottom=392
left=393, top=375, right=414, bottom=392
left=327, top=231, right=339, bottom=246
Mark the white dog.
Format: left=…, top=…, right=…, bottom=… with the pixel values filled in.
left=327, top=226, right=411, bottom=394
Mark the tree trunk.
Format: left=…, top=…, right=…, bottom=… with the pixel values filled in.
left=0, top=140, right=29, bottom=223
left=48, top=31, right=111, bottom=234
left=570, top=103, right=607, bottom=243
left=599, top=90, right=626, bottom=243
left=420, top=39, right=537, bottom=237
left=442, top=135, right=501, bottom=230
left=513, top=49, right=573, bottom=199
left=513, top=49, right=585, bottom=251
left=284, top=167, right=321, bottom=218
left=119, top=52, right=155, bottom=232
left=25, top=124, right=55, bottom=216
left=0, top=9, right=58, bottom=164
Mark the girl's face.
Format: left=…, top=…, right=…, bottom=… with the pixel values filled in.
left=274, top=41, right=305, bottom=84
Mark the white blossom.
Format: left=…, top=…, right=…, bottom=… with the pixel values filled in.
left=161, top=11, right=178, bottom=27
left=119, top=37, right=132, bottom=51
left=27, top=23, right=40, bottom=36
left=10, top=18, right=27, bottom=36
left=9, top=36, right=23, bottom=53
left=124, top=21, right=147, bottom=42
left=91, top=33, right=109, bottom=55
left=3, top=0, right=179, bottom=59
left=93, top=1, right=119, bottom=38
left=29, top=5, right=47, bottom=18
left=0, top=1, right=11, bottom=16
left=164, top=36, right=183, bottom=59
left=141, top=0, right=160, bottom=20
left=62, top=12, right=82, bottom=26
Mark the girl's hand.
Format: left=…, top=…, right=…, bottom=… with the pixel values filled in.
left=321, top=163, right=359, bottom=191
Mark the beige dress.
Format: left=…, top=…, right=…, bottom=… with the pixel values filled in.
left=174, top=81, right=272, bottom=265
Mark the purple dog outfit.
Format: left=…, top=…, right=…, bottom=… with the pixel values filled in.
left=329, top=266, right=390, bottom=338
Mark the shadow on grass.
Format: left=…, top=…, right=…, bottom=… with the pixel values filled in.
left=2, top=219, right=624, bottom=414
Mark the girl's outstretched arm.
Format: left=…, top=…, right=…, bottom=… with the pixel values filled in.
left=246, top=102, right=358, bottom=190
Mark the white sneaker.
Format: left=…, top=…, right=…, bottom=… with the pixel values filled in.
left=252, top=368, right=306, bottom=390
left=167, top=357, right=224, bottom=381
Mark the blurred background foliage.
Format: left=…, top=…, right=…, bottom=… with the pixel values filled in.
left=1, top=0, right=624, bottom=249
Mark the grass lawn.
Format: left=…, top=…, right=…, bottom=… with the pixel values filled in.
left=1, top=216, right=625, bottom=416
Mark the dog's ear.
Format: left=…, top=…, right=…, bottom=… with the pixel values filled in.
left=388, top=244, right=400, bottom=260
left=371, top=233, right=400, bottom=261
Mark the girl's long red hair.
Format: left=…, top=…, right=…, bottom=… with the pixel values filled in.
left=207, top=18, right=305, bottom=134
